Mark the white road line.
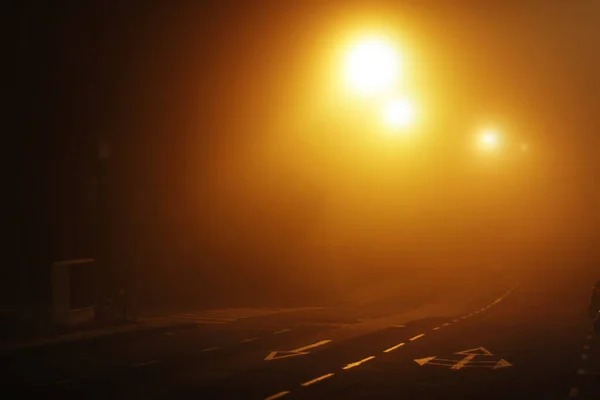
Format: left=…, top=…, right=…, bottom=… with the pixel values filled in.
left=265, top=391, right=291, bottom=400
left=443, top=323, right=451, bottom=326
left=453, top=319, right=459, bottom=323
left=383, top=342, right=405, bottom=353
left=432, top=327, right=440, bottom=331
left=274, top=329, right=291, bottom=335
left=132, top=360, right=158, bottom=368
left=301, top=373, right=335, bottom=387
left=241, top=337, right=258, bottom=343
left=410, top=334, right=425, bottom=341
left=569, top=387, right=579, bottom=397
left=201, top=346, right=220, bottom=352
left=343, top=356, right=376, bottom=370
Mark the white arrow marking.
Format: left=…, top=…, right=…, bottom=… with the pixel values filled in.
left=451, top=354, right=477, bottom=369
left=414, top=356, right=437, bottom=366
left=455, top=347, right=493, bottom=356
left=265, top=340, right=331, bottom=360
left=493, top=359, right=512, bottom=369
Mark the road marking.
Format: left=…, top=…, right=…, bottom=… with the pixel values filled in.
left=443, top=323, right=451, bottom=326
left=432, top=327, right=440, bottom=331
left=301, top=373, right=335, bottom=387
left=241, top=337, right=258, bottom=343
left=265, top=391, right=291, bottom=400
left=393, top=324, right=406, bottom=328
left=582, top=354, right=588, bottom=360
left=132, top=360, right=158, bottom=368
left=201, top=346, right=220, bottom=352
left=274, top=329, right=291, bottom=335
left=383, top=342, right=405, bottom=353
left=343, top=356, right=376, bottom=370
left=410, top=334, right=425, bottom=341
left=265, top=340, right=332, bottom=360
left=577, top=369, right=586, bottom=375
left=453, top=319, right=459, bottom=323
left=415, top=347, right=511, bottom=370
left=569, top=387, right=579, bottom=397
left=56, top=376, right=85, bottom=385
left=451, top=354, right=476, bottom=369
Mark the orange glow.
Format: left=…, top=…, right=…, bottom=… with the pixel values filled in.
left=382, top=97, right=415, bottom=130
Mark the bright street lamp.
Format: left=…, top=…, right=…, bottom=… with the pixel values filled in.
left=343, top=36, right=400, bottom=97
left=478, top=128, right=501, bottom=151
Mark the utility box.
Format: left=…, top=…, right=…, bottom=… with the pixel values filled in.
left=52, top=259, right=97, bottom=327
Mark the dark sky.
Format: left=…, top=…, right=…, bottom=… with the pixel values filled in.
left=9, top=1, right=600, bottom=307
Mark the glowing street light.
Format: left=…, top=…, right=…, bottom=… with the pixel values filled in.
left=382, top=97, right=415, bottom=130
left=343, top=36, right=400, bottom=97
left=478, top=128, right=501, bottom=151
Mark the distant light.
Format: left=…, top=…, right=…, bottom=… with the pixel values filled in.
left=344, top=36, right=400, bottom=97
left=479, top=129, right=501, bottom=151
left=382, top=98, right=415, bottom=129
left=521, top=143, right=529, bottom=152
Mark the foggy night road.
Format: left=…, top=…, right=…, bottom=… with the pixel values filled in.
left=2, top=274, right=598, bottom=400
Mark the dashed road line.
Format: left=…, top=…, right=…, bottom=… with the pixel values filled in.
left=432, top=326, right=440, bottom=331
left=241, top=337, right=258, bottom=343
left=265, top=391, right=291, bottom=400
left=274, top=329, right=291, bottom=335
left=201, top=346, right=220, bottom=352
left=383, top=342, right=405, bottom=353
left=453, top=319, right=460, bottom=323
left=443, top=322, right=451, bottom=326
left=343, top=356, right=376, bottom=370
left=409, top=333, right=425, bottom=341
left=132, top=360, right=158, bottom=368
left=301, top=373, right=335, bottom=387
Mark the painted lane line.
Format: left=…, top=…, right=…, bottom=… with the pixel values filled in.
left=265, top=391, right=291, bottom=400
left=274, top=329, right=291, bottom=335
left=432, top=327, right=440, bottom=331
left=383, top=342, right=405, bottom=353
left=443, top=323, right=451, bottom=326
left=569, top=387, right=579, bottom=397
left=453, top=319, right=460, bottom=323
left=393, top=324, right=406, bottom=328
left=132, top=360, right=158, bottom=368
left=343, top=356, right=376, bottom=370
left=301, top=373, right=335, bottom=387
left=201, top=346, right=220, bottom=352
left=241, top=337, right=258, bottom=343
left=410, top=333, right=425, bottom=341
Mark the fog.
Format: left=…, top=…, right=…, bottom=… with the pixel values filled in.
left=11, top=1, right=600, bottom=312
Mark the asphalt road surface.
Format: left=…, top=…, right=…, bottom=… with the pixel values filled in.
left=1, top=272, right=598, bottom=399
